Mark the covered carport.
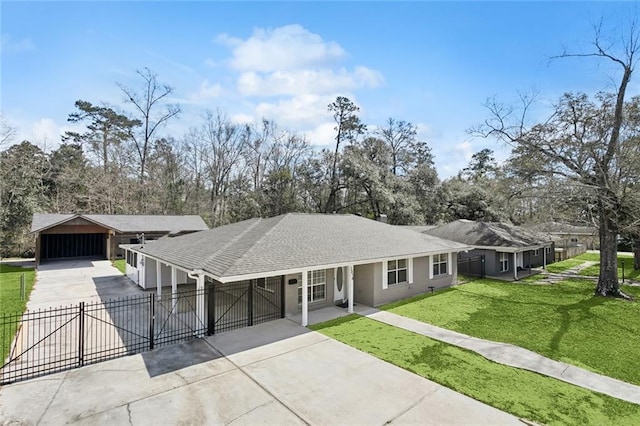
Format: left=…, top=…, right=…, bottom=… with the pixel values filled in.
left=34, top=216, right=110, bottom=263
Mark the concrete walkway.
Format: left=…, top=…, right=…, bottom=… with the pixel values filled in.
left=0, top=319, right=523, bottom=425
left=366, top=310, right=640, bottom=405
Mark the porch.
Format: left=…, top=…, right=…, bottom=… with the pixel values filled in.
left=487, top=268, right=543, bottom=282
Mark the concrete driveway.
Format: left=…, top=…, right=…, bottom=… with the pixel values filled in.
left=0, top=319, right=522, bottom=425
left=29, top=259, right=144, bottom=309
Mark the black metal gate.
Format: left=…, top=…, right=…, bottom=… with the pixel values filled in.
left=458, top=255, right=486, bottom=278
left=1, top=288, right=207, bottom=384
left=208, top=277, right=285, bottom=334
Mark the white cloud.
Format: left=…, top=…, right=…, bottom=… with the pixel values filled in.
left=216, top=24, right=345, bottom=72
left=255, top=94, right=333, bottom=129
left=231, top=113, right=254, bottom=124
left=237, top=66, right=383, bottom=97
left=304, top=122, right=336, bottom=147
left=0, top=35, right=35, bottom=54
left=14, top=118, right=80, bottom=151
left=455, top=140, right=474, bottom=162
left=188, top=79, right=222, bottom=102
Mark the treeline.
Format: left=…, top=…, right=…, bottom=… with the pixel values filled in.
left=0, top=69, right=636, bottom=258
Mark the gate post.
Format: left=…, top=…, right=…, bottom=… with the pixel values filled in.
left=207, top=284, right=215, bottom=335
left=248, top=280, right=254, bottom=327
left=149, top=294, right=155, bottom=350
left=280, top=276, right=285, bottom=319
left=78, top=302, right=85, bottom=367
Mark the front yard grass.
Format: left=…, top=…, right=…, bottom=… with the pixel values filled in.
left=311, top=315, right=640, bottom=426
left=112, top=259, right=126, bottom=274
left=382, top=278, right=640, bottom=386
left=0, top=264, right=36, bottom=360
left=578, top=254, right=639, bottom=280
left=545, top=258, right=585, bottom=273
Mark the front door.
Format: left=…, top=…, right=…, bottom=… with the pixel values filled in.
left=334, top=267, right=345, bottom=303
left=516, top=252, right=524, bottom=269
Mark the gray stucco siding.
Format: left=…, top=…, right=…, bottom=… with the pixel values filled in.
left=284, top=268, right=335, bottom=316
left=371, top=254, right=458, bottom=307
left=354, top=263, right=376, bottom=307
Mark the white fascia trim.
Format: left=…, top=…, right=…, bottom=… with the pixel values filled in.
left=122, top=248, right=470, bottom=285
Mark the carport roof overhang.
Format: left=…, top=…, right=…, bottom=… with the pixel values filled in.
left=120, top=244, right=472, bottom=284
left=31, top=214, right=112, bottom=233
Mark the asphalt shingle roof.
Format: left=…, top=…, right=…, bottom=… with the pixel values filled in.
left=424, top=219, right=551, bottom=249
left=31, top=213, right=208, bottom=233
left=128, top=213, right=470, bottom=279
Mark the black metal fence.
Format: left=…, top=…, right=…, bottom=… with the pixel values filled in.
left=209, top=277, right=285, bottom=334
left=458, top=255, right=486, bottom=278
left=1, top=288, right=207, bottom=385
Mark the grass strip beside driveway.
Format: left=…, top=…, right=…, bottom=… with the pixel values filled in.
left=383, top=278, right=640, bottom=386
left=0, top=263, right=36, bottom=361
left=112, top=259, right=126, bottom=274
left=311, top=315, right=640, bottom=426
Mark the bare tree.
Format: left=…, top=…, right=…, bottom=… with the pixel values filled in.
left=377, top=118, right=419, bottom=176
left=118, top=68, right=181, bottom=183
left=475, top=21, right=640, bottom=298
left=0, top=112, right=16, bottom=149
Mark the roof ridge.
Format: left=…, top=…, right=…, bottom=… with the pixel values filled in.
left=217, top=214, right=291, bottom=275
left=199, top=217, right=264, bottom=270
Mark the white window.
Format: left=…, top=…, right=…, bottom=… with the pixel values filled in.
left=432, top=254, right=448, bottom=276
left=387, top=259, right=408, bottom=285
left=298, top=270, right=326, bottom=304
left=534, top=249, right=540, bottom=256
left=545, top=246, right=552, bottom=254
left=499, top=252, right=509, bottom=272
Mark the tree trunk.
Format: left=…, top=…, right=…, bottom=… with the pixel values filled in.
left=633, top=236, right=640, bottom=270
left=595, top=209, right=621, bottom=296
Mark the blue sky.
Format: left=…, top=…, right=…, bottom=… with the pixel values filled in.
left=1, top=1, right=636, bottom=178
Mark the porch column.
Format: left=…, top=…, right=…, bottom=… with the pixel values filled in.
left=156, top=261, right=162, bottom=299
left=347, top=265, right=354, bottom=314
left=543, top=248, right=547, bottom=269
left=301, top=270, right=309, bottom=327
left=196, top=274, right=206, bottom=337
left=513, top=252, right=518, bottom=280
left=171, top=266, right=178, bottom=310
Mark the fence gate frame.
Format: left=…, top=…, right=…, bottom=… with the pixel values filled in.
left=1, top=288, right=208, bottom=385
left=208, top=276, right=285, bottom=335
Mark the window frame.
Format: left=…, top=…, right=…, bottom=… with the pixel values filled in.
left=387, top=259, right=408, bottom=286
left=499, top=252, right=509, bottom=272
left=545, top=246, right=552, bottom=254
left=533, top=249, right=540, bottom=256
left=432, top=253, right=448, bottom=276
left=298, top=270, right=327, bottom=304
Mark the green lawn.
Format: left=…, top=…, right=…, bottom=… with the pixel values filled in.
left=573, top=252, right=601, bottom=262
left=578, top=256, right=640, bottom=280
left=546, top=258, right=586, bottom=273
left=312, top=315, right=640, bottom=426
left=382, top=278, right=640, bottom=386
left=0, top=264, right=36, bottom=360
left=112, top=259, right=126, bottom=274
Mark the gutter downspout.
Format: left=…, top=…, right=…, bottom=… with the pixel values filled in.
left=188, top=270, right=207, bottom=337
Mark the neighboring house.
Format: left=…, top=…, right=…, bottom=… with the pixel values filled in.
left=529, top=222, right=598, bottom=249
left=120, top=213, right=470, bottom=328
left=31, top=213, right=208, bottom=266
left=423, top=219, right=555, bottom=280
